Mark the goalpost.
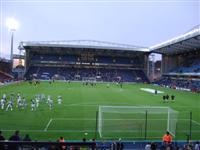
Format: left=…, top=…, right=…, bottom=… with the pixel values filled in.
left=98, top=106, right=179, bottom=139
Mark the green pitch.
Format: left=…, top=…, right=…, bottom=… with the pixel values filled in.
left=0, top=81, right=199, bottom=141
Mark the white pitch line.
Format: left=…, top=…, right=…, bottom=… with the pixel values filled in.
left=0, top=129, right=94, bottom=133
left=63, top=104, right=98, bottom=107
left=44, top=118, right=53, bottom=131
left=192, top=120, right=200, bottom=126
left=179, top=119, right=200, bottom=127
left=54, top=118, right=96, bottom=120
left=63, top=103, right=200, bottom=109
left=53, top=118, right=199, bottom=121
left=53, top=118, right=147, bottom=121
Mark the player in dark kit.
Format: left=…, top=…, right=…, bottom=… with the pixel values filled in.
left=166, top=94, right=169, bottom=101
left=155, top=90, right=157, bottom=94
left=171, top=95, right=175, bottom=102
left=163, top=95, right=166, bottom=103
left=120, top=82, right=123, bottom=88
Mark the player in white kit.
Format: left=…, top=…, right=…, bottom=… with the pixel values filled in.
left=0, top=98, right=5, bottom=110
left=48, top=98, right=53, bottom=110
left=31, top=99, right=36, bottom=111
left=6, top=100, right=13, bottom=111
left=57, top=96, right=62, bottom=105
left=35, top=97, right=40, bottom=108
left=2, top=93, right=6, bottom=100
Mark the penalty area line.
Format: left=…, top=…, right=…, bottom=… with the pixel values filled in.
left=0, top=129, right=95, bottom=133
left=44, top=118, right=53, bottom=131
left=192, top=120, right=200, bottom=127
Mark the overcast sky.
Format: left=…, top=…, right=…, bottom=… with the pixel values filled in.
left=0, top=0, right=199, bottom=59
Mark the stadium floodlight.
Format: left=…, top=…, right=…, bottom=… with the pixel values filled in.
left=6, top=18, right=20, bottom=31
left=6, top=18, right=19, bottom=64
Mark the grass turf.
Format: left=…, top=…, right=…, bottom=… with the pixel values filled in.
left=0, top=81, right=199, bottom=141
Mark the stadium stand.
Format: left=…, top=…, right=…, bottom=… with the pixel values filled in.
left=155, top=77, right=200, bottom=93
left=170, top=57, right=200, bottom=74
left=151, top=25, right=200, bottom=93
left=26, top=66, right=149, bottom=83
left=21, top=41, right=150, bottom=83
left=154, top=54, right=200, bottom=92
left=0, top=59, right=13, bottom=83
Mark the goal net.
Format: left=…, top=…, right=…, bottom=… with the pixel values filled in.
left=98, top=106, right=179, bottom=139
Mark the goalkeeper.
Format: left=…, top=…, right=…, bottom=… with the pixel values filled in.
left=162, top=131, right=172, bottom=144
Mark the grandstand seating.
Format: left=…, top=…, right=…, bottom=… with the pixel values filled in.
left=31, top=54, right=142, bottom=65
left=155, top=77, right=200, bottom=92
left=32, top=54, right=78, bottom=62
left=26, top=54, right=149, bottom=83
left=161, top=56, right=200, bottom=92
left=170, top=58, right=200, bottom=73
left=26, top=66, right=149, bottom=83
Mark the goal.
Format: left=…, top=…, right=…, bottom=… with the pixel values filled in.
left=98, top=106, right=179, bottom=139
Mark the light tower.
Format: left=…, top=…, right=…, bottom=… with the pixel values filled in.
left=6, top=18, right=19, bottom=66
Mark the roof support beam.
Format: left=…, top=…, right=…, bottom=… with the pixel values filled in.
left=187, top=40, right=200, bottom=47
left=181, top=41, right=200, bottom=49
left=179, top=42, right=195, bottom=49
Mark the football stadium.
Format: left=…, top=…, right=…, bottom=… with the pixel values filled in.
left=0, top=1, right=200, bottom=150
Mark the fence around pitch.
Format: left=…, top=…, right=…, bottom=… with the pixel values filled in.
left=0, top=141, right=96, bottom=150
left=0, top=141, right=198, bottom=150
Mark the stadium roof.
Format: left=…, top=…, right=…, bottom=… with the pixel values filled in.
left=19, top=40, right=149, bottom=52
left=150, top=25, right=200, bottom=55
left=19, top=25, right=200, bottom=55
